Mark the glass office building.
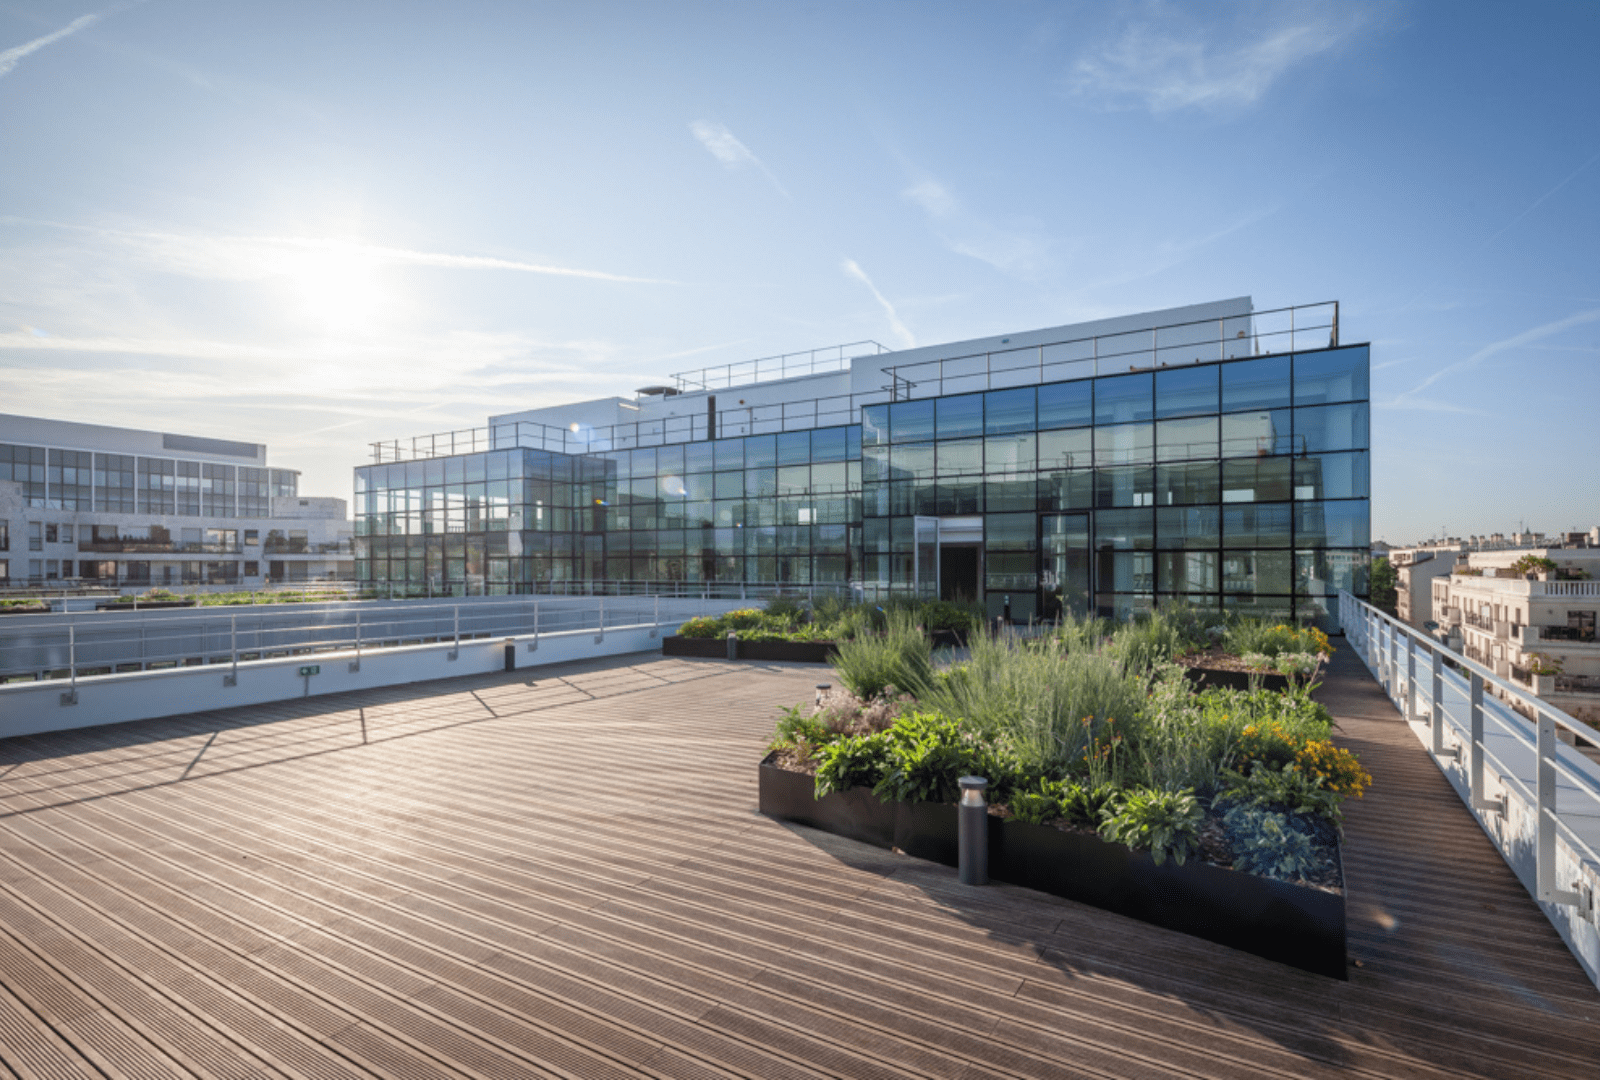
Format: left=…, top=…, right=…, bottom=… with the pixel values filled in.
left=355, top=299, right=1370, bottom=628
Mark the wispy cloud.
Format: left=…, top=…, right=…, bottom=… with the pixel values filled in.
left=1385, top=309, right=1600, bottom=411
left=0, top=12, right=102, bottom=80
left=689, top=120, right=790, bottom=198
left=1068, top=3, right=1371, bottom=113
left=842, top=259, right=914, bottom=349
left=2, top=219, right=671, bottom=284
left=899, top=172, right=1050, bottom=276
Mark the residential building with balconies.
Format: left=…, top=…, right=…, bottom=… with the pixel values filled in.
left=1430, top=546, right=1600, bottom=727
left=0, top=414, right=353, bottom=589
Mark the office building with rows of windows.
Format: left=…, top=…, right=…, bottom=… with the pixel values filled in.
left=0, top=414, right=353, bottom=588
left=354, top=298, right=1371, bottom=628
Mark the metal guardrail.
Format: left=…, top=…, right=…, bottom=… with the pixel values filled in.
left=668, top=340, right=888, bottom=392
left=1340, top=590, right=1600, bottom=983
left=368, top=302, right=1346, bottom=463
left=879, top=301, right=1338, bottom=401
left=1, top=596, right=741, bottom=689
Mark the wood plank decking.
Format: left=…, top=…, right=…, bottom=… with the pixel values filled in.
left=0, top=646, right=1594, bottom=1079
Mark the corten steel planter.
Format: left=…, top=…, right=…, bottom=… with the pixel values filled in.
left=1180, top=665, right=1293, bottom=693
left=758, top=753, right=1347, bottom=979
left=663, top=635, right=837, bottom=664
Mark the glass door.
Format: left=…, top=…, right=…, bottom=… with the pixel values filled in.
left=913, top=516, right=940, bottom=599
left=1041, top=513, right=1090, bottom=620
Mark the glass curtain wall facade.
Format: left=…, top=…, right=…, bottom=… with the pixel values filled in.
left=355, top=344, right=1369, bottom=627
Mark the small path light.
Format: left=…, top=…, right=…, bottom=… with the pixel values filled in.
left=726, top=629, right=738, bottom=661
left=815, top=683, right=831, bottom=707
left=958, top=776, right=989, bottom=886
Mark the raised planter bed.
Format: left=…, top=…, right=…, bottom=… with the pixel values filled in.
left=95, top=600, right=197, bottom=611
left=759, top=752, right=1346, bottom=979
left=662, top=635, right=836, bottom=664
left=1180, top=665, right=1293, bottom=693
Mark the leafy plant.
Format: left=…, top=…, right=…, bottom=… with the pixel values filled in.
left=872, top=712, right=1008, bottom=805
left=1224, top=619, right=1333, bottom=661
left=1215, top=763, right=1345, bottom=825
left=720, top=608, right=770, bottom=631
left=1223, top=806, right=1323, bottom=881
left=1054, top=780, right=1122, bottom=827
left=1510, top=555, right=1558, bottom=576
left=763, top=594, right=809, bottom=622
left=677, top=616, right=723, bottom=639
left=768, top=704, right=838, bottom=763
left=813, top=732, right=893, bottom=797
left=1098, top=787, right=1203, bottom=866
left=917, top=599, right=981, bottom=635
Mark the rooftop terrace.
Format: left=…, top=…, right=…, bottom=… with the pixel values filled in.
left=0, top=646, right=1593, bottom=1078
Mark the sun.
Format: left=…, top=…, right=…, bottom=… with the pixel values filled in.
left=277, top=244, right=388, bottom=330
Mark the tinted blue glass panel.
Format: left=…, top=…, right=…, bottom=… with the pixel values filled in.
left=684, top=441, right=715, bottom=473
left=985, top=387, right=1036, bottom=434
left=744, top=434, right=776, bottom=469
left=631, top=447, right=656, bottom=479
left=846, top=425, right=862, bottom=461
left=890, top=399, right=934, bottom=443
left=812, top=426, right=849, bottom=462
left=656, top=444, right=684, bottom=476
left=861, top=405, right=889, bottom=447
left=776, top=430, right=810, bottom=466
left=1095, top=508, right=1154, bottom=550
left=1155, top=365, right=1219, bottom=418
left=1296, top=500, right=1370, bottom=549
left=1294, top=403, right=1369, bottom=453
left=1095, top=373, right=1153, bottom=424
left=1038, top=380, right=1093, bottom=428
left=1293, top=451, right=1368, bottom=500
left=1294, top=347, right=1369, bottom=406
left=1223, top=503, right=1294, bottom=547
left=713, top=438, right=743, bottom=470
left=1156, top=506, right=1220, bottom=548
left=936, top=393, right=984, bottom=439
left=1221, top=410, right=1293, bottom=457
left=1222, top=356, right=1291, bottom=411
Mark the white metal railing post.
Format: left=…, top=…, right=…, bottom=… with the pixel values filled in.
left=1405, top=632, right=1417, bottom=720
left=351, top=609, right=362, bottom=673
left=596, top=597, right=605, bottom=643
left=228, top=614, right=238, bottom=686
left=451, top=605, right=460, bottom=660
left=1468, top=670, right=1503, bottom=814
left=1537, top=707, right=1559, bottom=901
left=67, top=624, right=77, bottom=702
left=1431, top=648, right=1456, bottom=760
left=652, top=595, right=660, bottom=639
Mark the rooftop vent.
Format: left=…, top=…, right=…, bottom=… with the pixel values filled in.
left=635, top=386, right=679, bottom=397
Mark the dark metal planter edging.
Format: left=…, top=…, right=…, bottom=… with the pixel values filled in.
left=759, top=753, right=1347, bottom=979
left=663, top=635, right=836, bottom=664
left=1181, top=665, right=1293, bottom=693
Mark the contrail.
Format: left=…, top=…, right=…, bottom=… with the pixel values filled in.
left=0, top=13, right=102, bottom=79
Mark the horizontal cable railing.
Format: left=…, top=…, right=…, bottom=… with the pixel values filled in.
left=1340, top=590, right=1600, bottom=985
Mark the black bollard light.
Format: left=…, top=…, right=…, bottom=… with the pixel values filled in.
left=726, top=629, right=738, bottom=661
left=503, top=638, right=516, bottom=671
left=1003, top=594, right=1012, bottom=623
left=958, top=776, right=989, bottom=886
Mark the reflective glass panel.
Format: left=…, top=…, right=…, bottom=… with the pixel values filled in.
left=1155, top=416, right=1219, bottom=462
left=1295, top=500, right=1370, bottom=549
left=1221, top=458, right=1292, bottom=503
left=1294, top=347, right=1369, bottom=406
left=812, top=426, right=850, bottom=461
left=1094, top=422, right=1153, bottom=465
left=891, top=442, right=935, bottom=478
left=1038, top=380, right=1093, bottom=428
left=936, top=438, right=983, bottom=476
left=1294, top=403, right=1369, bottom=453
left=1156, top=505, right=1220, bottom=548
left=1155, top=462, right=1220, bottom=505
left=1038, top=428, right=1092, bottom=471
left=1095, top=508, right=1154, bottom=550
left=1095, top=372, right=1153, bottom=424
left=1155, top=365, right=1219, bottom=418
left=985, top=433, right=1036, bottom=474
left=1158, top=550, right=1219, bottom=594
left=1221, top=355, right=1291, bottom=411
left=890, top=399, right=934, bottom=443
left=1221, top=410, right=1292, bottom=457
left=985, top=387, right=1036, bottom=434
left=1223, top=503, right=1293, bottom=547
left=776, top=430, right=810, bottom=466
left=1293, top=451, right=1369, bottom=500
left=936, top=393, right=984, bottom=439
left=1095, top=466, right=1155, bottom=508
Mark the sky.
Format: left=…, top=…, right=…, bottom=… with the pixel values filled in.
left=0, top=0, right=1596, bottom=545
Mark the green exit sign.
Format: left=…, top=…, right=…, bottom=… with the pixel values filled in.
left=298, top=665, right=321, bottom=676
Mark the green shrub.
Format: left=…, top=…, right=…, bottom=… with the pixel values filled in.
left=921, top=630, right=1145, bottom=778
left=1008, top=781, right=1059, bottom=826
left=677, top=616, right=723, bottom=639
left=764, top=595, right=808, bottom=622
left=830, top=610, right=933, bottom=701
left=768, top=704, right=837, bottom=762
left=1223, top=806, right=1322, bottom=881
left=1055, top=780, right=1122, bottom=827
left=1215, top=763, right=1345, bottom=825
left=719, top=608, right=769, bottom=630
left=1098, top=787, right=1204, bottom=866
left=813, top=732, right=893, bottom=797
left=872, top=712, right=1008, bottom=805
left=918, top=599, right=980, bottom=635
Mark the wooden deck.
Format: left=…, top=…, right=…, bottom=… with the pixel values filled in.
left=0, top=647, right=1594, bottom=1079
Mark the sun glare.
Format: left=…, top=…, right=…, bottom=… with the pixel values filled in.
left=276, top=244, right=389, bottom=330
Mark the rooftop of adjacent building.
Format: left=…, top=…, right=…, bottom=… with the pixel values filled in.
left=371, top=298, right=1352, bottom=464
left=0, top=411, right=294, bottom=471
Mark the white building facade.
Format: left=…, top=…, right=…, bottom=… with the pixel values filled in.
left=0, top=414, right=352, bottom=589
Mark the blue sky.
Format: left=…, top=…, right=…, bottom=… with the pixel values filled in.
left=0, top=0, right=1595, bottom=543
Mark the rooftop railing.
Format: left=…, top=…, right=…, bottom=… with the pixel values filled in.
left=668, top=340, right=888, bottom=392
left=1342, top=590, right=1600, bottom=989
left=368, top=301, right=1342, bottom=464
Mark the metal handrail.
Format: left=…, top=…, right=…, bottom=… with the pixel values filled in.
left=368, top=301, right=1347, bottom=463
left=1339, top=591, right=1600, bottom=930
left=879, top=301, right=1339, bottom=401
left=669, top=340, right=888, bottom=392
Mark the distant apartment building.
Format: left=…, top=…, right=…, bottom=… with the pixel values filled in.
left=0, top=414, right=353, bottom=588
left=1429, top=541, right=1600, bottom=726
left=1390, top=545, right=1460, bottom=629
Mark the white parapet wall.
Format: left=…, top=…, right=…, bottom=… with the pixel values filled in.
left=0, top=622, right=670, bottom=738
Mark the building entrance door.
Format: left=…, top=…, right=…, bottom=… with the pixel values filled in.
left=1041, top=513, right=1090, bottom=620
left=939, top=546, right=979, bottom=603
